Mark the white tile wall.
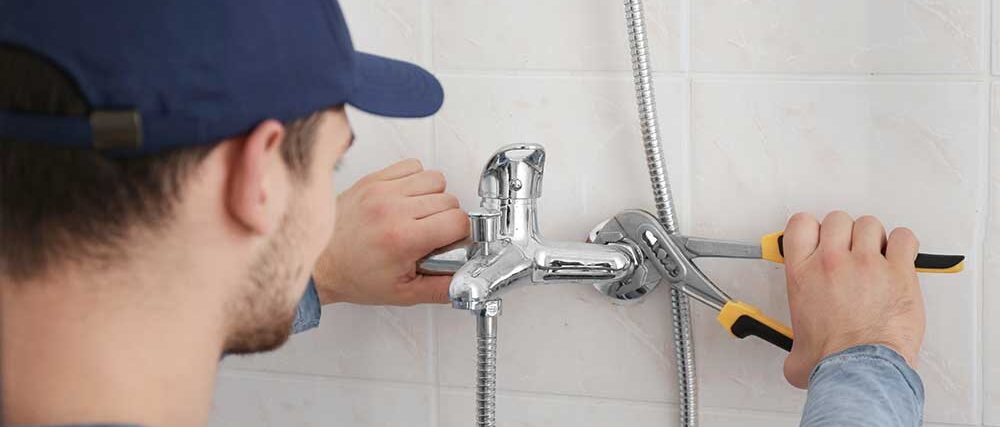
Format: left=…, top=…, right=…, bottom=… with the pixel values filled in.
left=984, top=82, right=1000, bottom=426
left=212, top=0, right=997, bottom=426
left=692, top=0, right=984, bottom=74
left=432, top=0, right=681, bottom=72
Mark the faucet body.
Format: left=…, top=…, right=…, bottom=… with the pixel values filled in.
left=419, top=144, right=639, bottom=310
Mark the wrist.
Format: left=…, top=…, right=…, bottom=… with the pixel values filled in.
left=311, top=266, right=343, bottom=306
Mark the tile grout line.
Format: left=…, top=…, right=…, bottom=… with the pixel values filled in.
left=980, top=1, right=992, bottom=424
left=220, top=367, right=433, bottom=388
left=436, top=384, right=806, bottom=418
left=433, top=69, right=993, bottom=82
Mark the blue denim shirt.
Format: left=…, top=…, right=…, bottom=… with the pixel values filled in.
left=37, top=284, right=925, bottom=427
left=800, top=344, right=924, bottom=426
left=290, top=277, right=322, bottom=334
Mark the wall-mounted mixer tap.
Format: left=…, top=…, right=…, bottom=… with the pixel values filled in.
left=450, top=143, right=638, bottom=309
left=418, top=143, right=642, bottom=426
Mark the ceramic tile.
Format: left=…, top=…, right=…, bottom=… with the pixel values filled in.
left=221, top=304, right=432, bottom=384
left=209, top=372, right=432, bottom=427
left=983, top=82, right=1000, bottom=426
left=433, top=0, right=682, bottom=71
left=692, top=0, right=983, bottom=73
left=690, top=80, right=984, bottom=424
left=335, top=107, right=435, bottom=191
left=438, top=389, right=803, bottom=427
left=340, top=0, right=427, bottom=67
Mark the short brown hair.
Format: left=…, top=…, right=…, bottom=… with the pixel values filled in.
left=0, top=45, right=325, bottom=282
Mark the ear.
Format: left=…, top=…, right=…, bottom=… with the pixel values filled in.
left=225, top=119, right=289, bottom=235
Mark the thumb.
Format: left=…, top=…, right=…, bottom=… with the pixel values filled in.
left=402, top=275, right=453, bottom=305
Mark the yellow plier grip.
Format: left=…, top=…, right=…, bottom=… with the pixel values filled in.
left=761, top=231, right=965, bottom=274
left=717, top=300, right=794, bottom=351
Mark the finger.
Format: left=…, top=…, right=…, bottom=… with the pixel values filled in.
left=406, top=193, right=461, bottom=220
left=414, top=208, right=469, bottom=253
left=886, top=227, right=920, bottom=268
left=395, top=170, right=447, bottom=196
left=398, top=275, right=452, bottom=305
left=783, top=212, right=820, bottom=266
left=820, top=211, right=854, bottom=254
left=851, top=215, right=887, bottom=256
left=369, top=158, right=424, bottom=182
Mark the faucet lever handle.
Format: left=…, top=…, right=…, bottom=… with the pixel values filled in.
left=479, top=143, right=545, bottom=200
left=469, top=208, right=501, bottom=243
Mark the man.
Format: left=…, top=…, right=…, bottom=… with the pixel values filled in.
left=0, top=1, right=925, bottom=426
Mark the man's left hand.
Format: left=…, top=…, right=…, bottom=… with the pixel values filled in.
left=313, top=159, right=469, bottom=306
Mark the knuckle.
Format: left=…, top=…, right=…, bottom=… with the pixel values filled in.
left=362, top=197, right=391, bottom=220
left=820, top=249, right=847, bottom=273
left=378, top=225, right=408, bottom=252
left=856, top=252, right=884, bottom=269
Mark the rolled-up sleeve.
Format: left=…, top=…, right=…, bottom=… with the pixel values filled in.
left=291, top=277, right=322, bottom=334
left=800, top=345, right=924, bottom=427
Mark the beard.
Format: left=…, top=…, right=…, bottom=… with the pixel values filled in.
left=222, top=208, right=308, bottom=355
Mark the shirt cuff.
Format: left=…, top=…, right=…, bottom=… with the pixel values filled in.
left=291, top=276, right=322, bottom=334
left=809, top=344, right=925, bottom=407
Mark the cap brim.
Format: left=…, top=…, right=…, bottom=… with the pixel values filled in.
left=347, top=52, right=443, bottom=119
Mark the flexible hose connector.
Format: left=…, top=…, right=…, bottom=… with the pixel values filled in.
left=623, top=1, right=698, bottom=426
left=475, top=301, right=501, bottom=427
left=624, top=0, right=679, bottom=234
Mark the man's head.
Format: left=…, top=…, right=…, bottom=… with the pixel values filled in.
left=0, top=45, right=354, bottom=353
left=0, top=0, right=441, bottom=355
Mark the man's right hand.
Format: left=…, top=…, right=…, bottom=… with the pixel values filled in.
left=313, top=159, right=469, bottom=307
left=782, top=211, right=926, bottom=389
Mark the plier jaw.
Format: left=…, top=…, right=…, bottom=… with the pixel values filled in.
left=590, top=210, right=732, bottom=309
left=591, top=209, right=794, bottom=351
left=590, top=209, right=965, bottom=352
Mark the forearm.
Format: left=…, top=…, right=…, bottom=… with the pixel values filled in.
left=800, top=345, right=924, bottom=427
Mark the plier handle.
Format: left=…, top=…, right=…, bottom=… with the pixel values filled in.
left=591, top=210, right=965, bottom=352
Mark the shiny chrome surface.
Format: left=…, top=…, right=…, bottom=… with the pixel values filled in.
left=442, top=143, right=638, bottom=311
left=470, top=208, right=501, bottom=244
left=623, top=0, right=697, bottom=424
left=475, top=300, right=501, bottom=427
left=676, top=235, right=763, bottom=260
left=417, top=239, right=470, bottom=276
left=420, top=144, right=643, bottom=427
left=479, top=144, right=544, bottom=200
left=593, top=210, right=732, bottom=310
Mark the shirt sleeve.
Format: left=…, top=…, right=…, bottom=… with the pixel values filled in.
left=291, top=276, right=322, bottom=334
left=800, top=344, right=924, bottom=427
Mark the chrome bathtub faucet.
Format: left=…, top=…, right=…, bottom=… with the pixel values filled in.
left=419, top=143, right=640, bottom=309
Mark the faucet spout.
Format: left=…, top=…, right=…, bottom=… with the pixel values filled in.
left=449, top=243, right=532, bottom=310
left=417, top=143, right=642, bottom=311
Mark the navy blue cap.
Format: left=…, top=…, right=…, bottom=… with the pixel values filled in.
left=0, top=0, right=444, bottom=155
